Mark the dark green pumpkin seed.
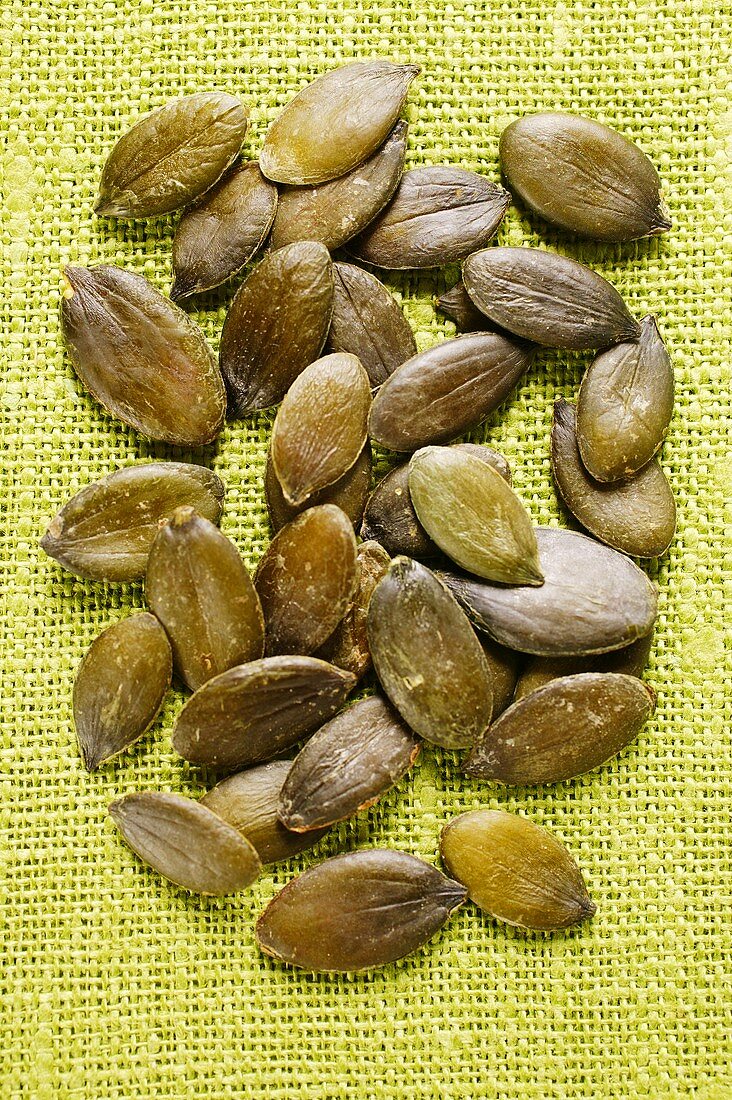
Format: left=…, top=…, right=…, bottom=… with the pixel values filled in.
left=316, top=540, right=391, bottom=680
left=265, top=443, right=372, bottom=534
left=436, top=280, right=491, bottom=333
left=513, top=631, right=654, bottom=702
left=479, top=637, right=523, bottom=718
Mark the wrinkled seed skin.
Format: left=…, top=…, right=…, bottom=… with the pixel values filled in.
left=500, top=112, right=671, bottom=242
left=440, top=526, right=658, bottom=656
left=255, top=848, right=467, bottom=972
left=513, top=631, right=654, bottom=702
left=316, top=540, right=391, bottom=679
left=465, top=672, right=656, bottom=783
left=260, top=62, right=419, bottom=186
left=368, top=332, right=534, bottom=451
left=109, top=791, right=261, bottom=895
left=436, top=281, right=492, bottom=333
left=367, top=557, right=493, bottom=749
left=328, top=262, right=417, bottom=387
left=61, top=266, right=226, bottom=447
left=172, top=656, right=356, bottom=770
left=265, top=443, right=372, bottom=534
left=552, top=399, right=675, bottom=557
left=441, top=809, right=595, bottom=930
left=463, top=247, right=640, bottom=350
left=40, top=462, right=224, bottom=583
left=73, top=613, right=172, bottom=771
left=219, top=242, right=333, bottom=416
left=479, top=637, right=523, bottom=718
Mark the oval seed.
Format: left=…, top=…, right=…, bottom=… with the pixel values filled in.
left=109, top=791, right=261, bottom=895
left=316, top=540, right=391, bottom=680
left=271, top=353, right=372, bottom=507
left=95, top=93, right=249, bottom=218
left=73, top=613, right=172, bottom=771
left=170, top=162, right=278, bottom=301
left=500, top=112, right=671, bottom=242
left=576, top=315, right=674, bottom=482
left=255, top=849, right=466, bottom=972
left=465, top=672, right=656, bottom=783
left=40, top=462, right=224, bottom=583
left=61, top=266, right=226, bottom=447
left=278, top=695, right=421, bottom=831
left=513, top=631, right=654, bottom=702
left=146, top=507, right=264, bottom=692
left=265, top=443, right=372, bottom=534
left=479, top=637, right=523, bottom=718
left=219, top=241, right=333, bottom=416
left=463, top=247, right=640, bottom=350
left=172, top=656, right=356, bottom=769
left=441, top=809, right=595, bottom=930
left=260, top=61, right=419, bottom=186
left=368, top=557, right=493, bottom=749
left=350, top=167, right=511, bottom=269
left=440, top=526, right=658, bottom=656
left=436, top=280, right=491, bottom=333
left=328, top=262, right=417, bottom=387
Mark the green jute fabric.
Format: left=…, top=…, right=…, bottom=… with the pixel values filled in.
left=1, top=1, right=731, bottom=1096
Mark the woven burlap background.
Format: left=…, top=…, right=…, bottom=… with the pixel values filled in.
left=2, top=1, right=730, bottom=1096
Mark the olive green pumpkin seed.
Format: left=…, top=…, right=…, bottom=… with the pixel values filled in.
left=316, top=540, right=391, bottom=680
left=265, top=443, right=372, bottom=534
left=478, top=637, right=523, bottom=718
left=512, top=631, right=654, bottom=702
left=328, top=262, right=417, bottom=387
left=436, top=281, right=491, bottom=333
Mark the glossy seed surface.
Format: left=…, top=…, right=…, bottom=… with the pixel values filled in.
left=513, top=631, right=654, bottom=701
left=479, top=637, right=523, bottom=718
left=436, top=281, right=491, bottom=333
left=317, top=540, right=391, bottom=679
left=328, top=262, right=417, bottom=387
left=265, top=443, right=372, bottom=534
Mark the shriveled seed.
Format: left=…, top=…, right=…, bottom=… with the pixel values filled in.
left=436, top=281, right=491, bottom=333
left=265, top=443, right=372, bottom=534
left=316, top=540, right=391, bottom=679
left=513, top=631, right=654, bottom=702
left=328, top=262, right=417, bottom=387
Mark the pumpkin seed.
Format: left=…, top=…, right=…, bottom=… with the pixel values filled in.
left=465, top=672, right=656, bottom=783
left=255, top=505, right=359, bottom=657
left=73, top=613, right=171, bottom=771
left=265, top=443, right=372, bottom=534
left=576, top=315, right=674, bottom=482
left=462, top=247, right=640, bottom=350
left=255, top=848, right=466, bottom=971
left=409, top=447, right=543, bottom=585
left=219, top=241, right=333, bottom=416
left=109, top=791, right=261, bottom=895
left=316, top=540, right=391, bottom=679
left=500, top=112, right=671, bottom=242
left=278, top=695, right=421, bottom=831
left=260, top=61, right=419, bottom=186
left=436, top=280, right=491, bottom=333
left=170, top=162, right=278, bottom=301
left=367, top=557, right=493, bottom=749
left=368, top=332, right=535, bottom=451
left=271, top=353, right=371, bottom=508
left=513, top=631, right=654, bottom=702
left=269, top=121, right=408, bottom=251
left=440, top=809, right=595, bottom=930
left=172, top=656, right=355, bottom=769
left=350, top=167, right=510, bottom=269
left=479, top=637, right=523, bottom=718
left=40, top=462, right=224, bottom=583
left=61, top=266, right=226, bottom=446
left=95, top=93, right=249, bottom=218
left=440, top=527, right=658, bottom=656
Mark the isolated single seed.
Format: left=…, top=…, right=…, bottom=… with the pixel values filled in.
left=265, top=443, right=372, bottom=533
left=260, top=61, right=419, bottom=186
left=440, top=809, right=596, bottom=930
left=95, top=93, right=249, bottom=218
left=73, top=613, right=172, bottom=771
left=109, top=791, right=261, bottom=895
left=479, top=637, right=523, bottom=718
left=255, top=848, right=466, bottom=971
left=328, top=262, right=417, bottom=387
left=436, top=281, right=491, bottom=333
left=316, top=540, right=391, bottom=679
left=513, top=631, right=654, bottom=702
left=40, top=462, right=224, bottom=582
left=463, top=247, right=640, bottom=350
left=465, top=672, right=656, bottom=783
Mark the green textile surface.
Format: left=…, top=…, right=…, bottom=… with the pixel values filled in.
left=1, top=0, right=731, bottom=1095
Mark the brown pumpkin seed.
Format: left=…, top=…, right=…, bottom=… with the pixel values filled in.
left=500, top=112, right=671, bottom=242
left=265, top=443, right=372, bottom=534
left=350, top=167, right=510, bottom=269
left=170, top=162, right=278, bottom=301
left=260, top=61, right=419, bottom=186
left=552, top=399, right=675, bottom=557
left=172, top=656, right=355, bottom=769
left=61, top=266, right=226, bottom=447
left=146, top=507, right=264, bottom=692
left=219, top=241, right=333, bottom=416
left=316, top=540, right=391, bottom=679
left=465, top=672, right=656, bottom=783
left=254, top=505, right=359, bottom=657
left=40, top=462, right=224, bottom=583
left=73, top=613, right=172, bottom=771
left=367, top=557, right=493, bottom=749
left=109, top=791, right=261, bottom=895
left=440, top=809, right=595, bottom=930
left=95, top=93, right=249, bottom=218
left=576, top=315, right=674, bottom=482
left=479, top=637, right=523, bottom=718
left=436, top=280, right=491, bottom=333
left=409, top=447, right=543, bottom=585
left=440, top=527, right=658, bottom=656
left=255, top=848, right=466, bottom=971
left=368, top=332, right=535, bottom=451
left=462, top=247, right=640, bottom=350
left=513, top=631, right=654, bottom=702
left=269, top=121, right=408, bottom=251
left=271, top=353, right=371, bottom=508
left=278, top=695, right=421, bottom=831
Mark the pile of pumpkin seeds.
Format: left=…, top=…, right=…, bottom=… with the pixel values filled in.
left=43, top=62, right=676, bottom=972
